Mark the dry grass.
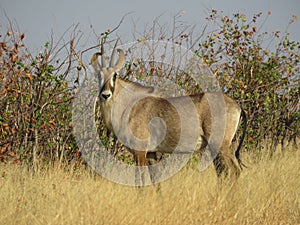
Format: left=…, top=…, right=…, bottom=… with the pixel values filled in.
left=0, top=149, right=299, bottom=225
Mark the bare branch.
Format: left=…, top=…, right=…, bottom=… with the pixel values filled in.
left=107, top=12, right=134, bottom=36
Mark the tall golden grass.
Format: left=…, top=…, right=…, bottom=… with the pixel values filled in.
left=0, top=149, right=299, bottom=225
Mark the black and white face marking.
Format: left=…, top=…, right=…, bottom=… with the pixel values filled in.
left=100, top=72, right=117, bottom=101
left=91, top=48, right=125, bottom=102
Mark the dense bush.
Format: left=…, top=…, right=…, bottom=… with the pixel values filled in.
left=0, top=25, right=80, bottom=166
left=196, top=11, right=299, bottom=153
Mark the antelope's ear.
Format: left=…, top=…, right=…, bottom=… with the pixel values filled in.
left=113, top=72, right=117, bottom=81
left=109, top=72, right=118, bottom=88
left=90, top=52, right=101, bottom=72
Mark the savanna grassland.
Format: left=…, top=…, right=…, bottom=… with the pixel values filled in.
left=0, top=149, right=299, bottom=225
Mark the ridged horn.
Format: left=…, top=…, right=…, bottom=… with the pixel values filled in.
left=109, top=39, right=119, bottom=67
left=100, top=43, right=106, bottom=68
left=113, top=49, right=125, bottom=72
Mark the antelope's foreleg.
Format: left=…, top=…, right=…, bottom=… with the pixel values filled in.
left=134, top=150, right=147, bottom=186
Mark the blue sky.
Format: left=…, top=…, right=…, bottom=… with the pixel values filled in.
left=0, top=0, right=299, bottom=51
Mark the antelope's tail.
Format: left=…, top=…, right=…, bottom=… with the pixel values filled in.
left=235, top=109, right=247, bottom=170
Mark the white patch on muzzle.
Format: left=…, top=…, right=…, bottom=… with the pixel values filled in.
left=101, top=90, right=112, bottom=101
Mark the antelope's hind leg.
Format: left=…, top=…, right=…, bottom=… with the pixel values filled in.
left=213, top=151, right=241, bottom=183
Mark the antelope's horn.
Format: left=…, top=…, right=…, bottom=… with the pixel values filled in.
left=109, top=39, right=119, bottom=67
left=113, top=49, right=125, bottom=72
left=100, top=43, right=106, bottom=68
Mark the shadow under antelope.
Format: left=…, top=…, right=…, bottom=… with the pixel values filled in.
left=91, top=43, right=247, bottom=186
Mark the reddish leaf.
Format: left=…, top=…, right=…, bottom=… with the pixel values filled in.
left=14, top=43, right=18, bottom=54
left=0, top=143, right=9, bottom=154
left=20, top=33, right=25, bottom=41
left=8, top=152, right=15, bottom=157
left=13, top=159, right=21, bottom=164
left=26, top=73, right=33, bottom=84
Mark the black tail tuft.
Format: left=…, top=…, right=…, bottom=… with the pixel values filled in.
left=235, top=109, right=247, bottom=170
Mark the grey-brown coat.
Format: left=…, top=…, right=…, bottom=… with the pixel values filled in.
left=91, top=47, right=247, bottom=184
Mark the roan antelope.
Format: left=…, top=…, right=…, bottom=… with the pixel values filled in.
left=91, top=43, right=247, bottom=185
